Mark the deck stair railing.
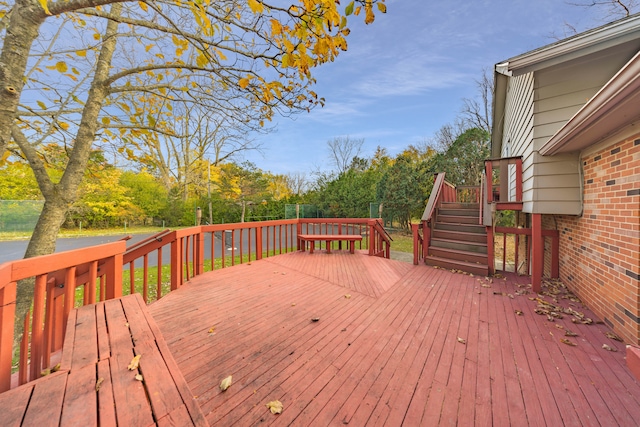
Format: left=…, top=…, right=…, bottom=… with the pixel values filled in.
left=0, top=218, right=390, bottom=393
left=413, top=173, right=457, bottom=262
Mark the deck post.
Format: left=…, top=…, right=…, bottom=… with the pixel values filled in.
left=422, top=220, right=430, bottom=259
left=0, top=279, right=16, bottom=393
left=486, top=161, right=493, bottom=203
left=487, top=226, right=495, bottom=275
left=105, top=253, right=123, bottom=300
left=171, top=238, right=181, bottom=291
left=531, top=213, right=543, bottom=293
left=196, top=229, right=205, bottom=276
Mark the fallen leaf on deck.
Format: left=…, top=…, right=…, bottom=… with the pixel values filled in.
left=135, top=374, right=144, bottom=381
left=515, top=310, right=523, bottom=316
left=344, top=294, right=351, bottom=299
left=128, top=355, right=141, bottom=370
left=602, top=344, right=617, bottom=352
left=560, top=338, right=577, bottom=346
left=220, top=375, right=233, bottom=391
left=311, top=317, right=320, bottom=322
left=266, top=400, right=283, bottom=414
left=457, top=337, right=466, bottom=344
left=555, top=324, right=564, bottom=330
left=565, top=329, right=578, bottom=337
left=51, top=363, right=61, bottom=373
left=96, top=377, right=104, bottom=391
left=481, top=284, right=491, bottom=288
left=41, top=368, right=51, bottom=377
left=291, top=303, right=296, bottom=306
left=208, top=326, right=216, bottom=334
left=605, top=332, right=623, bottom=342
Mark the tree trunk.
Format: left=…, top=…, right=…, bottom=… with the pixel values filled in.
left=0, top=0, right=46, bottom=156
left=11, top=3, right=122, bottom=356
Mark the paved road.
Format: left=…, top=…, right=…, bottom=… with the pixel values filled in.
left=0, top=229, right=279, bottom=267
left=0, top=234, right=154, bottom=265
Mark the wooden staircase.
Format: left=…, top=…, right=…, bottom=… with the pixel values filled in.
left=424, top=202, right=489, bottom=276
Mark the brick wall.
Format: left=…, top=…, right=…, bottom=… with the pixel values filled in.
left=552, top=135, right=640, bottom=344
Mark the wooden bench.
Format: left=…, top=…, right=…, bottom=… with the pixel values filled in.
left=298, top=234, right=363, bottom=254
left=0, top=293, right=208, bottom=426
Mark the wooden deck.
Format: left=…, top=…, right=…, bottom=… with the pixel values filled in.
left=149, top=251, right=640, bottom=426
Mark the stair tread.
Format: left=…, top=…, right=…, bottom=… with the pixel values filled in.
left=429, top=247, right=488, bottom=258
left=431, top=237, right=487, bottom=247
left=433, top=229, right=487, bottom=237
left=426, top=255, right=487, bottom=268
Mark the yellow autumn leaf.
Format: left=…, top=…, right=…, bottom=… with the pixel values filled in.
left=128, top=354, right=141, bottom=370
left=266, top=400, right=283, bottom=414
left=196, top=53, right=208, bottom=68
left=139, top=1, right=148, bottom=12
left=38, top=0, right=51, bottom=15
left=58, top=122, right=69, bottom=131
left=76, top=50, right=86, bottom=57
left=220, top=375, right=232, bottom=391
left=248, top=0, right=263, bottom=14
left=238, top=78, right=250, bottom=89
left=55, top=62, right=68, bottom=73
left=102, top=117, right=111, bottom=125
left=377, top=2, right=387, bottom=13
left=37, top=100, right=46, bottom=109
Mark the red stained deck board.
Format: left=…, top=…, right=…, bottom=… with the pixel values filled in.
left=0, top=381, right=33, bottom=427
left=333, top=268, right=447, bottom=426
left=69, top=303, right=99, bottom=369
left=22, top=371, right=68, bottom=426
left=59, top=364, right=97, bottom=426
left=304, top=270, right=434, bottom=425
left=229, top=271, right=425, bottom=425
left=141, top=252, right=640, bottom=426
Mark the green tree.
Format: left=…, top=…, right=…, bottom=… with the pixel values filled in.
left=431, top=127, right=489, bottom=186
left=377, top=153, right=426, bottom=230
left=119, top=170, right=168, bottom=222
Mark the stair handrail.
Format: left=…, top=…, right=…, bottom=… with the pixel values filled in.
left=421, top=173, right=446, bottom=223
left=417, top=172, right=457, bottom=263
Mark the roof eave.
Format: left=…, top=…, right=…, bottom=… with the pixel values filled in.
left=503, top=13, right=640, bottom=75
left=539, top=51, right=640, bottom=155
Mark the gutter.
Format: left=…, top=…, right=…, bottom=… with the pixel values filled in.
left=539, top=50, right=640, bottom=155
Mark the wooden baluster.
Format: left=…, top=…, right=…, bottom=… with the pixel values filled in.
left=143, top=254, right=149, bottom=303
left=157, top=248, right=163, bottom=299
left=30, top=275, right=47, bottom=380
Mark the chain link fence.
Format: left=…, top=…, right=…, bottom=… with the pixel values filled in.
left=284, top=204, right=319, bottom=219
left=0, top=200, right=44, bottom=232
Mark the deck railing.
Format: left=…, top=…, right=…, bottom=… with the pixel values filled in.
left=488, top=226, right=559, bottom=276
left=484, top=157, right=523, bottom=210
left=0, top=218, right=390, bottom=393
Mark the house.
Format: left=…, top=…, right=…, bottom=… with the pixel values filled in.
left=490, top=14, right=640, bottom=344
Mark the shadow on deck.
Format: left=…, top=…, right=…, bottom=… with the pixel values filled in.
left=149, top=251, right=640, bottom=426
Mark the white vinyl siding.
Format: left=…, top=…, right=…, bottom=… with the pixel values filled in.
left=526, top=49, right=631, bottom=214
left=501, top=73, right=534, bottom=204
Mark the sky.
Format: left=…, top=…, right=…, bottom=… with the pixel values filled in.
left=242, top=0, right=613, bottom=176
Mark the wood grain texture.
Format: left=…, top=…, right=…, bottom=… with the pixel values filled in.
left=149, top=251, right=640, bottom=426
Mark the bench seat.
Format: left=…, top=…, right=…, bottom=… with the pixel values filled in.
left=298, top=234, right=363, bottom=254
